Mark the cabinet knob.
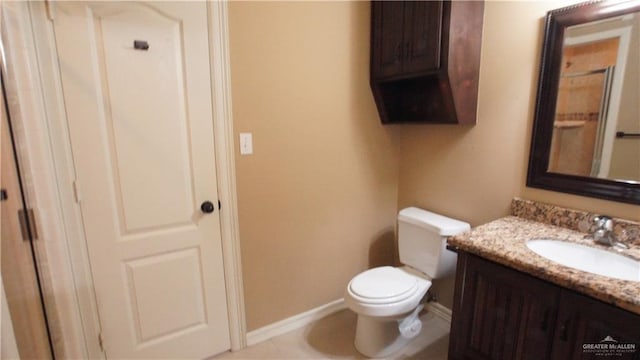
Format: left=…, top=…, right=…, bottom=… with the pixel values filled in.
left=559, top=318, right=570, bottom=341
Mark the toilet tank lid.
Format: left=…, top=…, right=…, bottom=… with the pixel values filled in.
left=398, top=207, right=470, bottom=236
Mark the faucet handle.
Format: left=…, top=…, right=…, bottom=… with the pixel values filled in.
left=593, top=215, right=613, bottom=231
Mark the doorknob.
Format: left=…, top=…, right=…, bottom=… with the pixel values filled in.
left=200, top=201, right=215, bottom=214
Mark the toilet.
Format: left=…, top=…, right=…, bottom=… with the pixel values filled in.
left=345, top=207, right=470, bottom=358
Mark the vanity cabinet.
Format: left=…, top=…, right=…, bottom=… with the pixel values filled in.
left=551, top=291, right=640, bottom=359
left=450, top=252, right=640, bottom=360
left=449, top=253, right=558, bottom=359
left=369, top=1, right=483, bottom=124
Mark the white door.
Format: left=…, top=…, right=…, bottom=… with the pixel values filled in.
left=51, top=2, right=230, bottom=358
left=2, top=82, right=53, bottom=360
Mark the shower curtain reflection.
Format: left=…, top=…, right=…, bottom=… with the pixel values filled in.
left=548, top=37, right=619, bottom=178
left=548, top=68, right=615, bottom=177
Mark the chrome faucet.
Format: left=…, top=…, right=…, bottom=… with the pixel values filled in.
left=591, top=215, right=629, bottom=250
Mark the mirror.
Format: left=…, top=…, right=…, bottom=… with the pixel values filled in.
left=528, top=0, right=640, bottom=205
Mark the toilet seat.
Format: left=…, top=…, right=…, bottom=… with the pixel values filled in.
left=348, top=266, right=419, bottom=304
left=345, top=266, right=432, bottom=318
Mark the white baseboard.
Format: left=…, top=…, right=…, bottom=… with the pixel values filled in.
left=246, top=298, right=347, bottom=346
left=424, top=301, right=452, bottom=324
left=245, top=299, right=450, bottom=347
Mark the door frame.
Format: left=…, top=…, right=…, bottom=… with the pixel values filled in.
left=4, top=1, right=246, bottom=357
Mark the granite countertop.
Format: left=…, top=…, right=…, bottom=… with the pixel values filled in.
left=448, top=216, right=640, bottom=315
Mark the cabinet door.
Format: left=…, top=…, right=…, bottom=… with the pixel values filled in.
left=551, top=291, right=640, bottom=360
left=371, top=2, right=405, bottom=79
left=402, top=1, right=443, bottom=74
left=450, top=254, right=559, bottom=360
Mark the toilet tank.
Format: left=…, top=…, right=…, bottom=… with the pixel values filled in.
left=397, top=207, right=470, bottom=278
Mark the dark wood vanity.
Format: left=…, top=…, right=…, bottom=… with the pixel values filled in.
left=449, top=251, right=640, bottom=360
left=369, top=1, right=483, bottom=124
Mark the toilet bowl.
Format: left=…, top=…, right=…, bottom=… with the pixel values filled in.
left=345, top=207, right=469, bottom=358
left=345, top=266, right=432, bottom=357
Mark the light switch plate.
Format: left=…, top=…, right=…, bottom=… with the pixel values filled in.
left=239, top=133, right=253, bottom=155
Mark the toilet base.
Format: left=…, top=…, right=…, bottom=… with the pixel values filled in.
left=353, top=305, right=424, bottom=358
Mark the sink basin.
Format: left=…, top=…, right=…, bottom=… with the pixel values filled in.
left=526, top=239, right=640, bottom=282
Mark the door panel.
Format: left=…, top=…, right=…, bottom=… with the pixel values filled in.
left=53, top=2, right=230, bottom=358
left=1, top=82, right=53, bottom=360
left=403, top=1, right=442, bottom=74
left=124, top=248, right=206, bottom=343
left=450, top=254, right=558, bottom=360
left=98, top=6, right=195, bottom=233
left=371, top=2, right=405, bottom=79
left=551, top=291, right=640, bottom=360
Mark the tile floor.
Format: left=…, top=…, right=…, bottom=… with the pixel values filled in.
left=213, top=309, right=450, bottom=359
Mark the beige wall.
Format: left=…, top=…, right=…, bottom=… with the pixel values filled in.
left=230, top=0, right=640, bottom=330
left=228, top=1, right=399, bottom=331
left=397, top=1, right=640, bottom=308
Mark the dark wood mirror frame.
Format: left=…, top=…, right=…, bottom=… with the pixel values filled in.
left=527, top=0, right=640, bottom=205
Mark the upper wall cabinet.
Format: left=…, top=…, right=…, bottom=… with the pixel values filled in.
left=372, top=2, right=443, bottom=79
left=370, top=1, right=484, bottom=124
